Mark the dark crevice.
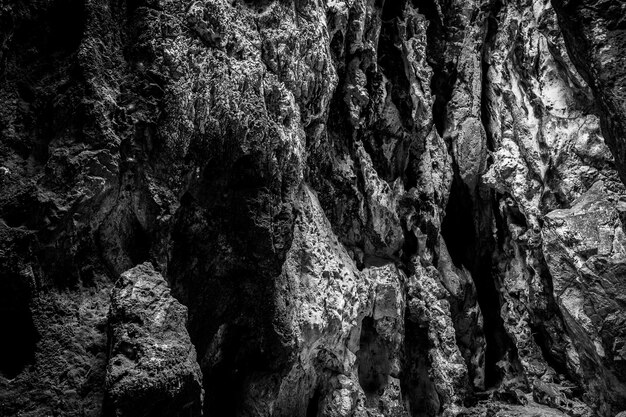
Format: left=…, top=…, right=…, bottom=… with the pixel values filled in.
left=329, top=30, right=344, bottom=62
left=127, top=217, right=152, bottom=266
left=0, top=274, right=38, bottom=379
left=0, top=0, right=86, bottom=165
left=401, top=309, right=440, bottom=417
left=377, top=0, right=413, bottom=132
left=362, top=0, right=415, bottom=182
left=446, top=276, right=486, bottom=394
left=431, top=67, right=457, bottom=138
left=201, top=324, right=251, bottom=417
left=399, top=224, right=418, bottom=275
left=439, top=0, right=515, bottom=390
left=169, top=162, right=295, bottom=417
left=2, top=0, right=85, bottom=79
left=441, top=173, right=515, bottom=388
left=195, top=302, right=286, bottom=417
left=381, top=0, right=405, bottom=20
left=10, top=0, right=85, bottom=62
left=529, top=252, right=572, bottom=379
left=411, top=0, right=450, bottom=138
left=321, top=59, right=352, bottom=159
left=357, top=316, right=390, bottom=406
left=411, top=0, right=444, bottom=60
left=531, top=323, right=569, bottom=377
left=306, top=386, right=322, bottom=417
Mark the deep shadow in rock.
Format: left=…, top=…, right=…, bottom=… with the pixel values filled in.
left=378, top=0, right=413, bottom=133
left=168, top=157, right=296, bottom=416
left=3, top=0, right=86, bottom=164
left=441, top=176, right=514, bottom=388
left=306, top=386, right=322, bottom=417
left=401, top=309, right=440, bottom=417
left=357, top=316, right=391, bottom=405
left=0, top=273, right=38, bottom=379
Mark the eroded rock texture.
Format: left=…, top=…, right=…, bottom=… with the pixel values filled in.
left=1, top=0, right=626, bottom=416
left=106, top=262, right=203, bottom=417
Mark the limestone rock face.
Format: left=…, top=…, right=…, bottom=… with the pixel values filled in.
left=551, top=0, right=626, bottom=185
left=542, top=181, right=626, bottom=409
left=2, top=0, right=626, bottom=416
left=105, top=263, right=203, bottom=417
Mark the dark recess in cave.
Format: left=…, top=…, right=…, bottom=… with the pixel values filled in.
left=169, top=167, right=295, bottom=417
left=411, top=0, right=452, bottom=138
left=528, top=253, right=571, bottom=379
left=4, top=0, right=84, bottom=77
left=306, top=386, right=322, bottom=417
left=439, top=0, right=515, bottom=389
left=431, top=67, right=458, bottom=138
left=16, top=0, right=85, bottom=58
left=202, top=326, right=247, bottom=417
left=0, top=274, right=38, bottom=379
left=401, top=309, right=440, bottom=417
left=441, top=176, right=514, bottom=388
left=357, top=316, right=390, bottom=405
left=361, top=0, right=416, bottom=181
left=193, top=294, right=276, bottom=417
left=378, top=0, right=413, bottom=132
left=531, top=323, right=569, bottom=377
left=127, top=217, right=152, bottom=266
left=1, top=0, right=86, bottom=164
left=381, top=0, right=405, bottom=20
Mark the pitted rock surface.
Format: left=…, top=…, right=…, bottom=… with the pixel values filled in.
left=105, top=263, right=203, bottom=417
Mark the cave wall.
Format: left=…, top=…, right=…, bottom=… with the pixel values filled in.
left=1, top=0, right=626, bottom=416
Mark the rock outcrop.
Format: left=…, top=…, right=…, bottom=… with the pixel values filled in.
left=1, top=0, right=626, bottom=416
left=105, top=262, right=203, bottom=417
left=551, top=0, right=626, bottom=185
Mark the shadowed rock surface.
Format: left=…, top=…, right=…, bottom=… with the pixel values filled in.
left=1, top=0, right=626, bottom=416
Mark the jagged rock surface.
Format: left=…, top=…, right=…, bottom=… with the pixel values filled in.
left=1, top=0, right=626, bottom=416
left=105, top=262, right=203, bottom=417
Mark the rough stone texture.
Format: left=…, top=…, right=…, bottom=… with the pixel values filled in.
left=2, top=0, right=626, bottom=416
left=105, top=262, right=203, bottom=417
left=551, top=0, right=626, bottom=185
left=543, top=181, right=626, bottom=410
